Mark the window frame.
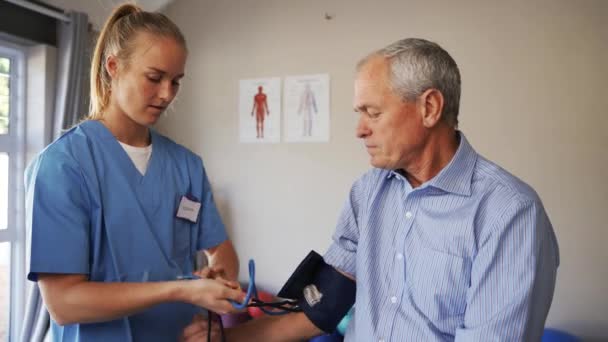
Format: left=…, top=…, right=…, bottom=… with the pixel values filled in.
left=0, top=40, right=27, bottom=342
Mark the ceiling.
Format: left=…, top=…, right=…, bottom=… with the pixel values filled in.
left=41, top=0, right=176, bottom=29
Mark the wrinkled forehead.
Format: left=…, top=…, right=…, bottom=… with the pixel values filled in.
left=356, top=55, right=392, bottom=87
left=354, top=56, right=394, bottom=106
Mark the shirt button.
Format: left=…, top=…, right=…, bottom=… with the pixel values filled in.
left=379, top=339, right=385, bottom=342
left=405, top=211, right=413, bottom=218
left=396, top=253, right=403, bottom=260
left=390, top=296, right=397, bottom=304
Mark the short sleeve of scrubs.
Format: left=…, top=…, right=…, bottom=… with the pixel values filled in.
left=26, top=148, right=91, bottom=281
left=196, top=161, right=228, bottom=250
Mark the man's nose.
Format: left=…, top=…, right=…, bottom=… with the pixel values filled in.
left=356, top=116, right=370, bottom=138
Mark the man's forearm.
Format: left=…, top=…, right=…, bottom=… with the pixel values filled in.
left=226, top=312, right=322, bottom=341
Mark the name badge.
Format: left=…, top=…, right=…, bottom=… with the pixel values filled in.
left=176, top=195, right=201, bottom=223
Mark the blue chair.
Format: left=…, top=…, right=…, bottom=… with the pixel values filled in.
left=541, top=328, right=580, bottom=342
left=309, top=331, right=344, bottom=342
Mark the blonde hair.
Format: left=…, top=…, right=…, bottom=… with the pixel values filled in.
left=88, top=3, right=187, bottom=120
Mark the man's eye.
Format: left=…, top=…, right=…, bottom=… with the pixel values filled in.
left=147, top=76, right=161, bottom=83
left=368, top=112, right=381, bottom=118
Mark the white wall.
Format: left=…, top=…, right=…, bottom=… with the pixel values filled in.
left=159, top=0, right=607, bottom=340
left=42, top=0, right=175, bottom=29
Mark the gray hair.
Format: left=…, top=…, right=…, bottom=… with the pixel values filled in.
left=359, top=38, right=461, bottom=127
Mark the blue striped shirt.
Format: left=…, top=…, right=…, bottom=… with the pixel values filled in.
left=324, top=133, right=559, bottom=341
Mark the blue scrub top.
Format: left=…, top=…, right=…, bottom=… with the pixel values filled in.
left=25, top=120, right=228, bottom=341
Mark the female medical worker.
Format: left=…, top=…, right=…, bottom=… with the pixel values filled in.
left=24, top=4, right=244, bottom=341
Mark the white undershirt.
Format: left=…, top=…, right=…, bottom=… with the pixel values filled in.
left=118, top=141, right=153, bottom=176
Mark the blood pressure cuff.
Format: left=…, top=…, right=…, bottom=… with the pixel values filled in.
left=277, top=250, right=356, bottom=333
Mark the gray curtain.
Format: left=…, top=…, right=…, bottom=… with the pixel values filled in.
left=53, top=11, right=90, bottom=137
left=19, top=282, right=49, bottom=342
left=20, top=11, right=89, bottom=342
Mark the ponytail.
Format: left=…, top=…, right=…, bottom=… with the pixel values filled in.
left=88, top=3, right=186, bottom=120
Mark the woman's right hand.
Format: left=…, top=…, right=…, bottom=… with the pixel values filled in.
left=180, top=277, right=244, bottom=314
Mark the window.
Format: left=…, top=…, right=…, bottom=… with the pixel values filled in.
left=0, top=42, right=26, bottom=342
left=0, top=58, right=9, bottom=134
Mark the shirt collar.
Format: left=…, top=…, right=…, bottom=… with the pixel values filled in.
left=387, top=131, right=478, bottom=196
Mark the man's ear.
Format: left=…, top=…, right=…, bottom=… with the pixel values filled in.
left=419, top=88, right=444, bottom=128
left=105, top=55, right=119, bottom=79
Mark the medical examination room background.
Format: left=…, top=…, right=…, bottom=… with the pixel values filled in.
left=26, top=0, right=608, bottom=340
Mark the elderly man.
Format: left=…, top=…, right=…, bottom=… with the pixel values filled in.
left=183, top=38, right=559, bottom=341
